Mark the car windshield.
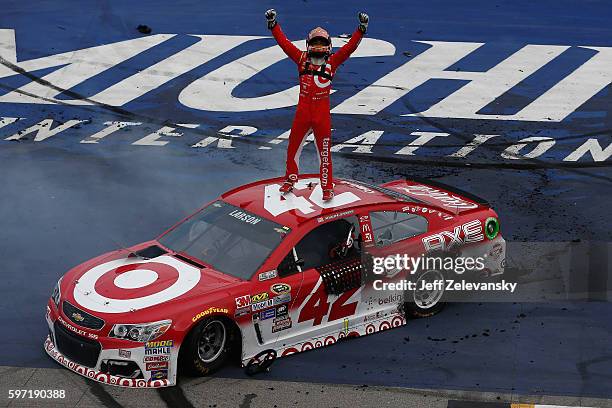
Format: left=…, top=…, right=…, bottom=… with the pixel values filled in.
left=158, top=201, right=290, bottom=280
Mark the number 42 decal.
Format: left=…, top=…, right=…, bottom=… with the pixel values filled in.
left=298, top=279, right=360, bottom=326
left=264, top=178, right=360, bottom=217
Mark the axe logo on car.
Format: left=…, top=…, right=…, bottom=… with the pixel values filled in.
left=422, top=220, right=485, bottom=252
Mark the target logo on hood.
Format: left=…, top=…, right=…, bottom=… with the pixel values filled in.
left=73, top=255, right=201, bottom=313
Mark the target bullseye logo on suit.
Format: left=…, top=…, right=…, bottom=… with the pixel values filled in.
left=313, top=64, right=333, bottom=88
left=73, top=255, right=201, bottom=313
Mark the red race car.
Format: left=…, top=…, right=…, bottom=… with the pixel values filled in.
left=44, top=175, right=505, bottom=387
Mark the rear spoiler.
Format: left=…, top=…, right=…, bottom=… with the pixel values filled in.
left=408, top=177, right=490, bottom=208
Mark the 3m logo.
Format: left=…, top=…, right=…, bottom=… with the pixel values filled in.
left=235, top=295, right=251, bottom=309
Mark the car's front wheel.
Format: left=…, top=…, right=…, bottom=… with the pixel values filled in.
left=180, top=317, right=233, bottom=376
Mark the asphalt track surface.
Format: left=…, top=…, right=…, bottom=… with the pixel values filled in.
left=1, top=0, right=611, bottom=407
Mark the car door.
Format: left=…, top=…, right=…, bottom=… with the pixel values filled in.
left=255, top=214, right=366, bottom=346
left=249, top=254, right=315, bottom=346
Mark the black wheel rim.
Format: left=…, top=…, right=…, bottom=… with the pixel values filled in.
left=197, top=320, right=226, bottom=363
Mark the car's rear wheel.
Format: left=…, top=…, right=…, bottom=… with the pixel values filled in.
left=180, top=317, right=233, bottom=376
left=405, top=268, right=446, bottom=318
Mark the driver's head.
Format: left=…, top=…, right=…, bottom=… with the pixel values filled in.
left=307, top=27, right=331, bottom=65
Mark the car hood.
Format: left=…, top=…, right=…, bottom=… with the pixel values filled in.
left=61, top=245, right=239, bottom=319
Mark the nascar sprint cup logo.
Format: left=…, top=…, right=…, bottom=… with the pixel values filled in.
left=0, top=30, right=610, bottom=163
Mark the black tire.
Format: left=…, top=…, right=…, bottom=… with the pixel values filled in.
left=404, top=253, right=449, bottom=318
left=179, top=317, right=234, bottom=376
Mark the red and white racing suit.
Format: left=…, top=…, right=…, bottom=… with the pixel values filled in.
left=272, top=24, right=363, bottom=190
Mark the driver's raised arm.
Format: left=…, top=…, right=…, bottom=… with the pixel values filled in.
left=265, top=9, right=303, bottom=65
left=330, top=12, right=368, bottom=66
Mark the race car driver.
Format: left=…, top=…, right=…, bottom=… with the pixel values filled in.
left=265, top=9, right=369, bottom=201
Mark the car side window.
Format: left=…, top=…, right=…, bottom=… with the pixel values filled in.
left=277, top=249, right=302, bottom=277
left=278, top=217, right=360, bottom=276
left=370, top=211, right=428, bottom=247
left=298, top=217, right=360, bottom=270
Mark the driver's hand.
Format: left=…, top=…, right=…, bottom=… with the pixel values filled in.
left=358, top=12, right=369, bottom=33
left=265, top=9, right=277, bottom=29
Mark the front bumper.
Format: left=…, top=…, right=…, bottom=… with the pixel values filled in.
left=44, top=335, right=173, bottom=388
left=45, top=303, right=178, bottom=388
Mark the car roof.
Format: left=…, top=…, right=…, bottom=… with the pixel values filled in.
left=220, top=175, right=402, bottom=228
